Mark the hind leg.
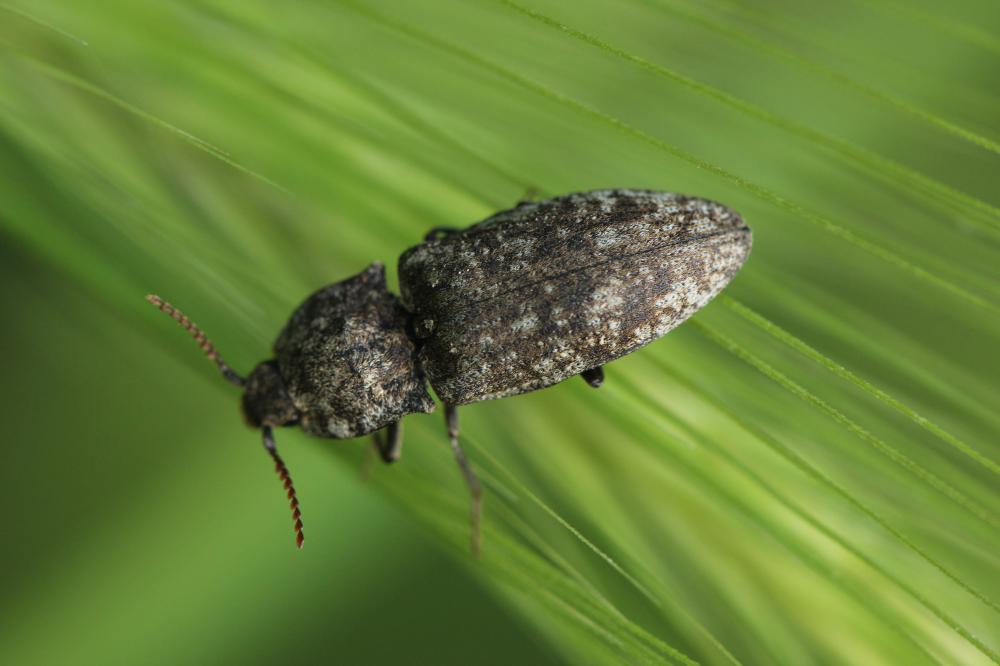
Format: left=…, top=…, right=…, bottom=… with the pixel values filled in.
left=581, top=366, right=604, bottom=388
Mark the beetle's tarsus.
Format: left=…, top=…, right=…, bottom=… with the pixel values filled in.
left=446, top=405, right=482, bottom=556
left=581, top=366, right=604, bottom=388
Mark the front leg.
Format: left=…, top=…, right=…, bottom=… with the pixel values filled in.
left=372, top=421, right=403, bottom=463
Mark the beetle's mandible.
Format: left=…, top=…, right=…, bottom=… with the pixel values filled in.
left=147, top=189, right=752, bottom=553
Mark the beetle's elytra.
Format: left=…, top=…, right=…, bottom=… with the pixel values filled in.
left=148, top=189, right=752, bottom=553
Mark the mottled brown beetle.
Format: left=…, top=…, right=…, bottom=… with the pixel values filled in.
left=147, top=189, right=752, bottom=553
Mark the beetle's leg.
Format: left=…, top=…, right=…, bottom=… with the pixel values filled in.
left=445, top=405, right=483, bottom=556
left=424, top=226, right=461, bottom=242
left=516, top=185, right=541, bottom=206
left=581, top=366, right=604, bottom=388
left=372, top=421, right=403, bottom=464
left=425, top=188, right=539, bottom=240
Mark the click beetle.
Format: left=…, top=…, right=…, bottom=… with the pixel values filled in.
left=147, top=189, right=752, bottom=553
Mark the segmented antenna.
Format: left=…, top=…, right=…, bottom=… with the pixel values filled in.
left=263, top=426, right=305, bottom=549
left=145, top=294, right=246, bottom=387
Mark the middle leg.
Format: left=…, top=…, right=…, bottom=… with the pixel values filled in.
left=445, top=405, right=483, bottom=555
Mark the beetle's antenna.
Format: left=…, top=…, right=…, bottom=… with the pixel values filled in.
left=263, top=426, right=304, bottom=549
left=145, top=294, right=247, bottom=387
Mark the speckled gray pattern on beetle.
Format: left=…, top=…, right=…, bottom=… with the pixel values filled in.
left=273, top=263, right=435, bottom=438
left=148, top=188, right=752, bottom=552
left=399, top=189, right=751, bottom=404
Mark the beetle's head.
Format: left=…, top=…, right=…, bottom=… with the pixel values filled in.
left=241, top=360, right=299, bottom=429
left=145, top=294, right=305, bottom=549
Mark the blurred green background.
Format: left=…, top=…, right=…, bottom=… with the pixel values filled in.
left=1, top=1, right=998, bottom=664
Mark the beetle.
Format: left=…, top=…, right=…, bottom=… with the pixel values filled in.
left=147, top=189, right=752, bottom=553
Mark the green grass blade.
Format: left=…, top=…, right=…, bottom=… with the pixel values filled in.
left=613, top=370, right=998, bottom=662
left=657, top=359, right=1000, bottom=615
left=692, top=320, right=999, bottom=531
left=342, top=0, right=1000, bottom=316
left=500, top=0, right=1000, bottom=236
left=679, top=0, right=1000, bottom=158
left=720, top=296, right=1000, bottom=476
